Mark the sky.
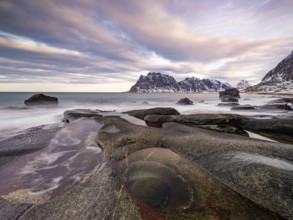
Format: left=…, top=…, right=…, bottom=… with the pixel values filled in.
left=0, top=0, right=292, bottom=92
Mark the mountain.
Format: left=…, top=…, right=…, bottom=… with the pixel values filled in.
left=129, top=72, right=180, bottom=92
left=262, top=51, right=293, bottom=83
left=178, top=77, right=232, bottom=92
left=247, top=51, right=293, bottom=92
left=237, top=80, right=251, bottom=90
left=129, top=72, right=232, bottom=93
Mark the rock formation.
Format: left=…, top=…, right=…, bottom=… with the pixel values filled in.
left=24, top=94, right=58, bottom=106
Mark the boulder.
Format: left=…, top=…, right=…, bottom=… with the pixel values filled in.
left=177, top=97, right=193, bottom=105
left=24, top=94, right=58, bottom=106
left=219, top=88, right=240, bottom=103
left=124, top=107, right=180, bottom=120
left=231, top=105, right=256, bottom=110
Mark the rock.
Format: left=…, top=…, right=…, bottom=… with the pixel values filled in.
left=177, top=97, right=193, bottom=105
left=219, top=88, right=240, bottom=100
left=244, top=116, right=293, bottom=144
left=24, top=94, right=58, bottom=106
left=124, top=107, right=180, bottom=120
left=219, top=88, right=240, bottom=102
left=1, top=114, right=292, bottom=219
left=231, top=105, right=256, bottom=110
left=97, top=116, right=292, bottom=219
left=199, top=100, right=205, bottom=103
left=217, top=102, right=239, bottom=106
left=144, top=113, right=249, bottom=129
left=260, top=104, right=292, bottom=111
left=63, top=109, right=102, bottom=122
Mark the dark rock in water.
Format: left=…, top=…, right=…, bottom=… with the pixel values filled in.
left=260, top=104, right=292, bottom=111
left=199, top=100, right=205, bottom=103
left=24, top=94, right=58, bottom=106
left=124, top=107, right=180, bottom=120
left=231, top=105, right=256, bottom=110
left=219, top=88, right=240, bottom=100
left=177, top=97, right=193, bottom=105
left=144, top=113, right=249, bottom=129
left=217, top=102, right=239, bottom=106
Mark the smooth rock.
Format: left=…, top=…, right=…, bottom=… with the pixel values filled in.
left=144, top=113, right=249, bottom=128
left=96, top=116, right=292, bottom=219
left=219, top=88, right=240, bottom=100
left=24, top=94, right=58, bottom=106
left=124, top=107, right=180, bottom=120
left=64, top=109, right=102, bottom=122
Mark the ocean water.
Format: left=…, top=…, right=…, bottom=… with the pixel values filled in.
left=0, top=92, right=285, bottom=139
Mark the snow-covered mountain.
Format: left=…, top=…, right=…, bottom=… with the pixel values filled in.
left=237, top=80, right=251, bottom=90
left=262, top=51, right=293, bottom=83
left=178, top=77, right=232, bottom=92
left=129, top=73, right=232, bottom=93
left=247, top=51, right=293, bottom=92
left=129, top=72, right=180, bottom=92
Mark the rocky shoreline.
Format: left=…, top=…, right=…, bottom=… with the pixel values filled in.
left=0, top=93, right=293, bottom=219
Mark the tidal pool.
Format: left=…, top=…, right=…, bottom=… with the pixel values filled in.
left=114, top=148, right=282, bottom=220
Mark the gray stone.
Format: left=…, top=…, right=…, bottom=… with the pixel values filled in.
left=124, top=107, right=180, bottom=120
left=24, top=94, right=58, bottom=106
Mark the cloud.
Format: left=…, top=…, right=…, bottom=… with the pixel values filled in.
left=0, top=0, right=292, bottom=91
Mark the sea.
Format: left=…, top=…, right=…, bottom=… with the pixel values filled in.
left=0, top=92, right=285, bottom=139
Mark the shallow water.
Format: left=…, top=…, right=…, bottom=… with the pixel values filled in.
left=0, top=92, right=287, bottom=138
left=0, top=118, right=103, bottom=203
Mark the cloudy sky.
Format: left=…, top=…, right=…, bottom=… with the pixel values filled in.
left=0, top=0, right=292, bottom=92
